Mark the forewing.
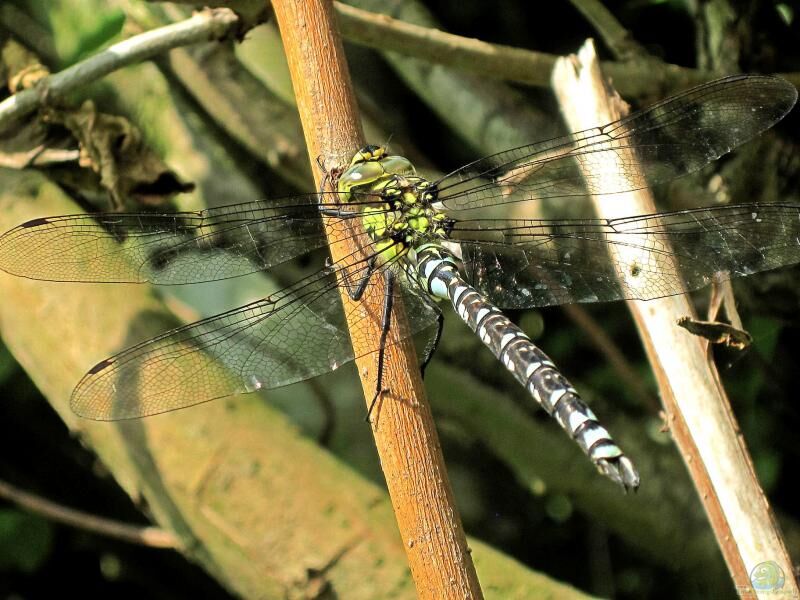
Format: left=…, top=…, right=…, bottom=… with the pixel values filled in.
left=435, top=75, right=797, bottom=211
left=0, top=192, right=379, bottom=284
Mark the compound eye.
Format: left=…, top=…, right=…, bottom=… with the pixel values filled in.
left=338, top=160, right=386, bottom=193
left=380, top=155, right=416, bottom=177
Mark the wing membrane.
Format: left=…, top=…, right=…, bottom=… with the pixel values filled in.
left=436, top=75, right=797, bottom=210
left=0, top=192, right=384, bottom=284
left=451, top=203, right=800, bottom=308
left=71, top=251, right=441, bottom=420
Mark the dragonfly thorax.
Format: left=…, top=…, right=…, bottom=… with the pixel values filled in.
left=337, top=146, right=451, bottom=263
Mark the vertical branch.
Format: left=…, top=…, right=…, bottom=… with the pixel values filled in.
left=552, top=41, right=797, bottom=597
left=270, top=2, right=482, bottom=598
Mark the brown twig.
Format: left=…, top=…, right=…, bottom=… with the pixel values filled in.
left=552, top=41, right=797, bottom=597
left=270, top=1, right=482, bottom=598
left=335, top=1, right=800, bottom=97
left=0, top=478, right=179, bottom=548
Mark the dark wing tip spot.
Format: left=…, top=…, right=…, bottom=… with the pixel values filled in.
left=21, top=217, right=51, bottom=228
left=87, top=358, right=115, bottom=375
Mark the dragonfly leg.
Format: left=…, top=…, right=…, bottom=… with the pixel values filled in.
left=318, top=207, right=361, bottom=219
left=366, top=269, right=395, bottom=421
left=346, top=255, right=378, bottom=302
left=419, top=297, right=444, bottom=380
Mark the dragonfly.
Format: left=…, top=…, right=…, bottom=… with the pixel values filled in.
left=0, top=74, right=797, bottom=490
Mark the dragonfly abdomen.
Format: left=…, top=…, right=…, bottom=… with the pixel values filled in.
left=416, top=244, right=640, bottom=490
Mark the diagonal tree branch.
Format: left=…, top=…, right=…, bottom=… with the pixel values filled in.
left=0, top=478, right=178, bottom=548
left=270, top=1, right=483, bottom=597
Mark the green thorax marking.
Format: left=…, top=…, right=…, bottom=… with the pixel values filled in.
left=336, top=145, right=448, bottom=263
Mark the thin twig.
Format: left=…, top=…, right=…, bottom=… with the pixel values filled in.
left=0, top=147, right=80, bottom=168
left=271, top=1, right=483, bottom=597
left=335, top=2, right=556, bottom=88
left=334, top=2, right=800, bottom=97
left=0, top=7, right=239, bottom=132
left=0, top=478, right=179, bottom=548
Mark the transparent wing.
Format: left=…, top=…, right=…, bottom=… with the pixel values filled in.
left=71, top=252, right=441, bottom=420
left=435, top=75, right=797, bottom=210
left=0, top=191, right=382, bottom=284
left=450, top=203, right=800, bottom=308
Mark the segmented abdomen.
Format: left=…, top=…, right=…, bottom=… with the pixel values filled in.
left=415, top=244, right=639, bottom=489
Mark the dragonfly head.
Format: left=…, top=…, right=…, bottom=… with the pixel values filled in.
left=337, top=145, right=417, bottom=202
